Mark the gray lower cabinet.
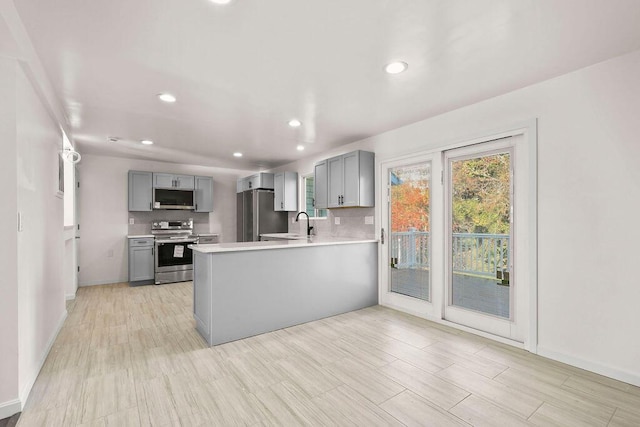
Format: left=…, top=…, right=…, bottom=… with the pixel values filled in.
left=194, top=176, right=214, bottom=212
left=128, top=171, right=153, bottom=211
left=128, top=237, right=154, bottom=284
left=192, top=242, right=378, bottom=346
left=193, top=252, right=211, bottom=340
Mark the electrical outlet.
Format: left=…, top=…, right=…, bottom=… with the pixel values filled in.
left=365, top=216, right=374, bottom=225
left=334, top=217, right=340, bottom=225
left=129, top=218, right=135, bottom=225
left=292, top=217, right=296, bottom=224
left=18, top=212, right=24, bottom=232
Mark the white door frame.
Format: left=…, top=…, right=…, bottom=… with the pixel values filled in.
left=379, top=154, right=438, bottom=318
left=443, top=139, right=521, bottom=341
left=376, top=119, right=538, bottom=352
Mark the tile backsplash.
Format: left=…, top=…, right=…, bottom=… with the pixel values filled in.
left=288, top=207, right=375, bottom=239
left=128, top=211, right=211, bottom=235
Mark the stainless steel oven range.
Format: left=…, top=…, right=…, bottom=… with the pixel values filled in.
left=151, top=219, right=197, bottom=285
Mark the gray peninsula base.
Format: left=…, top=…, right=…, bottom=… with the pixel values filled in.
left=193, top=242, right=378, bottom=346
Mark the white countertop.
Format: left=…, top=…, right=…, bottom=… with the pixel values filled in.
left=127, top=234, right=154, bottom=239
left=190, top=237, right=378, bottom=253
left=260, top=233, right=308, bottom=240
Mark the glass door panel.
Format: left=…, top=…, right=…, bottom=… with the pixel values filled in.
left=389, top=162, right=431, bottom=301
left=449, top=151, right=512, bottom=318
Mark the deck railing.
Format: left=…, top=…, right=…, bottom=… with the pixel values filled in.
left=390, top=230, right=509, bottom=278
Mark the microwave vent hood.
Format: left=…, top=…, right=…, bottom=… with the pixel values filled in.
left=153, top=188, right=194, bottom=210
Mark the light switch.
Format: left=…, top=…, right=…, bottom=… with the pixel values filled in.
left=18, top=212, right=24, bottom=232
left=107, top=249, right=114, bottom=258
left=334, top=217, right=340, bottom=225
left=365, top=216, right=374, bottom=225
left=129, top=218, right=135, bottom=225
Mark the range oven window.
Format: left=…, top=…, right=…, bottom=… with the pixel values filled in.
left=156, top=242, right=193, bottom=267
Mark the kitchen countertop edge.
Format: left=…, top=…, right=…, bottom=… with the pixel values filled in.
left=190, top=238, right=378, bottom=253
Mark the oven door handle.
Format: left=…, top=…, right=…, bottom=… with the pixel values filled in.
left=155, top=239, right=198, bottom=244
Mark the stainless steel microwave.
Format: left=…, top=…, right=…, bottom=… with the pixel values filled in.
left=153, top=188, right=195, bottom=210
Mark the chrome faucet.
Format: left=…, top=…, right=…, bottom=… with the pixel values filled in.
left=295, top=211, right=314, bottom=236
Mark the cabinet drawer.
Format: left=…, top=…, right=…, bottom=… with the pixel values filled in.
left=129, top=238, right=154, bottom=247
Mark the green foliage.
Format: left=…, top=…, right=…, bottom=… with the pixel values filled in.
left=451, top=153, right=510, bottom=234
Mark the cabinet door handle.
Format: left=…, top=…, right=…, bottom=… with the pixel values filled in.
left=195, top=203, right=198, bottom=211
left=338, top=195, right=340, bottom=205
left=149, top=202, right=152, bottom=210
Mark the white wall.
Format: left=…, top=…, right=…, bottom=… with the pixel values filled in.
left=16, top=65, right=66, bottom=403
left=0, top=55, right=67, bottom=416
left=0, top=57, right=20, bottom=418
left=77, top=154, right=254, bottom=286
left=276, top=50, right=640, bottom=385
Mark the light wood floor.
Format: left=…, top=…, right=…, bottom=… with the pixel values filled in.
left=19, top=282, right=640, bottom=426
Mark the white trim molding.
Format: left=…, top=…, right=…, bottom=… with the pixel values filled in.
left=537, top=346, right=640, bottom=388
left=19, top=309, right=68, bottom=406
left=0, top=399, right=21, bottom=421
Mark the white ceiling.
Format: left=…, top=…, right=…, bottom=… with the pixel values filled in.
left=13, top=0, right=640, bottom=169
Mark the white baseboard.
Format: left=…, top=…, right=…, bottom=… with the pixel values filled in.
left=537, top=346, right=640, bottom=388
left=0, top=399, right=21, bottom=420
left=65, top=292, right=76, bottom=300
left=19, top=309, right=68, bottom=406
left=79, top=278, right=125, bottom=287
left=380, top=301, right=525, bottom=350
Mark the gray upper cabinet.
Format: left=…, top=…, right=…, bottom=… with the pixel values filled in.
left=324, top=150, right=374, bottom=208
left=153, top=173, right=195, bottom=190
left=195, top=176, right=214, bottom=212
left=236, top=173, right=275, bottom=192
left=128, top=170, right=153, bottom=211
left=274, top=172, right=298, bottom=211
left=314, top=160, right=328, bottom=209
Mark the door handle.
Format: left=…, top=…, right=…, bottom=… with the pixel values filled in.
left=381, top=228, right=385, bottom=244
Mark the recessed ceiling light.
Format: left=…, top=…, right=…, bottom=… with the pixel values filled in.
left=141, top=139, right=154, bottom=145
left=233, top=152, right=243, bottom=157
left=384, top=61, right=408, bottom=74
left=296, top=145, right=305, bottom=151
left=288, top=119, right=302, bottom=128
left=157, top=93, right=177, bottom=103
left=210, top=0, right=232, bottom=4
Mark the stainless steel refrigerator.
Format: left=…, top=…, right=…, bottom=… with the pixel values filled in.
left=236, top=189, right=288, bottom=242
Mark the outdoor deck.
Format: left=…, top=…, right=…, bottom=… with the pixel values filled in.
left=390, top=231, right=511, bottom=318
left=390, top=269, right=510, bottom=318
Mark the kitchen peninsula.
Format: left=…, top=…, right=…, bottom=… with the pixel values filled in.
left=191, top=237, right=378, bottom=346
